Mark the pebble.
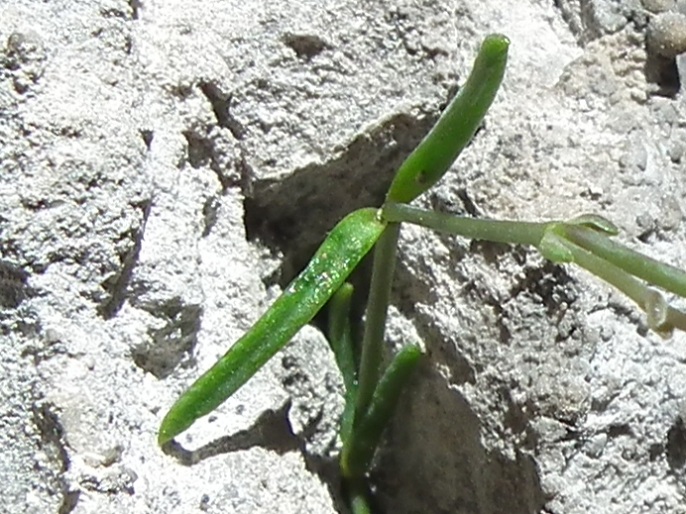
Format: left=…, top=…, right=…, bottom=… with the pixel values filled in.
left=647, top=12, right=686, bottom=57
left=642, top=0, right=676, bottom=14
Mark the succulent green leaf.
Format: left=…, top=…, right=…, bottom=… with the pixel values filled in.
left=341, top=344, right=422, bottom=478
left=385, top=34, right=509, bottom=204
left=158, top=208, right=386, bottom=445
left=328, top=282, right=357, bottom=395
left=327, top=282, right=359, bottom=444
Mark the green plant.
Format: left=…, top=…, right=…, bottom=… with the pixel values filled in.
left=158, top=34, right=686, bottom=512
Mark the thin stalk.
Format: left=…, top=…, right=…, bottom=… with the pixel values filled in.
left=384, top=203, right=686, bottom=334
left=383, top=203, right=547, bottom=246
left=563, top=240, right=651, bottom=308
left=355, top=224, right=400, bottom=424
left=561, top=225, right=686, bottom=298
left=556, top=236, right=686, bottom=334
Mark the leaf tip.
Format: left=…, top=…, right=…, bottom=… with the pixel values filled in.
left=157, top=406, right=192, bottom=447
left=483, top=33, right=510, bottom=53
left=157, top=420, right=176, bottom=446
left=568, top=214, right=620, bottom=236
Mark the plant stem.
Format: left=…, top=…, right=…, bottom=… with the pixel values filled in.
left=384, top=203, right=686, bottom=334
left=383, top=203, right=547, bottom=246
left=560, top=225, right=686, bottom=297
left=554, top=235, right=686, bottom=334
left=355, top=224, right=400, bottom=424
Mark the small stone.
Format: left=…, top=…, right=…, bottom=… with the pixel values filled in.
left=669, top=139, right=684, bottom=162
left=642, top=0, right=676, bottom=13
left=619, top=140, right=648, bottom=171
left=0, top=260, right=29, bottom=308
left=4, top=31, right=47, bottom=93
left=647, top=13, right=686, bottom=58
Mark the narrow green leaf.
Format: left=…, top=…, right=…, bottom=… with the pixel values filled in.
left=341, top=344, right=422, bottom=478
left=327, top=282, right=357, bottom=395
left=347, top=478, right=374, bottom=514
left=541, top=230, right=686, bottom=335
left=385, top=34, right=509, bottom=204
left=538, top=227, right=574, bottom=264
left=327, top=282, right=359, bottom=444
left=158, top=208, right=386, bottom=445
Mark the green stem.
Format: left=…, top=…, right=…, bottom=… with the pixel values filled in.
left=383, top=203, right=547, bottom=246
left=554, top=235, right=686, bottom=334
left=560, top=225, right=686, bottom=298
left=384, top=203, right=686, bottom=335
left=355, top=224, right=400, bottom=423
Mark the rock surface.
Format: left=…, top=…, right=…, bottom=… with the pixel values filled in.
left=1, top=1, right=686, bottom=513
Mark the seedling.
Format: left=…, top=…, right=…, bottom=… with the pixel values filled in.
left=159, top=35, right=686, bottom=513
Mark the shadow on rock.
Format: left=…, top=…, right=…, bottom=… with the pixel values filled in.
left=374, top=364, right=544, bottom=514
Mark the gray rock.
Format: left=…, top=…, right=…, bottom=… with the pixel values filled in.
left=2, top=1, right=686, bottom=514
left=648, top=12, right=686, bottom=57
left=642, top=0, right=676, bottom=13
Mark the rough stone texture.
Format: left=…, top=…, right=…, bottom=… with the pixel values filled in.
left=648, top=12, right=686, bottom=57
left=644, top=0, right=677, bottom=14
left=1, top=1, right=686, bottom=513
